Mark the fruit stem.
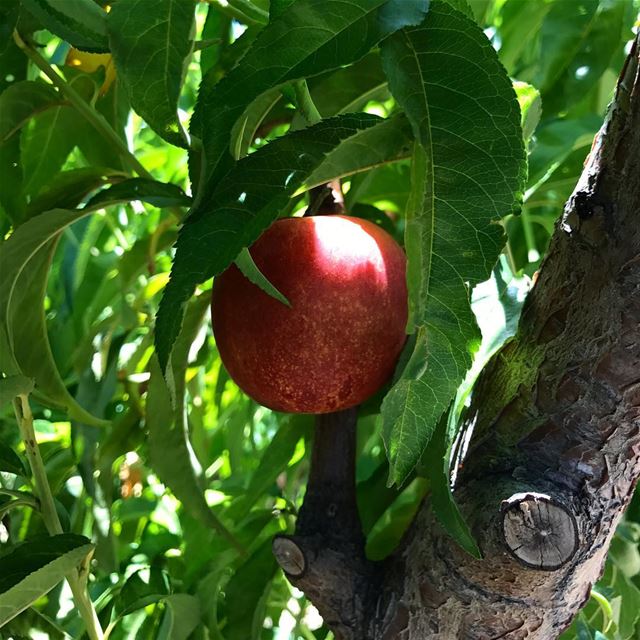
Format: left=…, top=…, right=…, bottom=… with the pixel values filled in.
left=13, top=394, right=105, bottom=640
left=296, top=408, right=364, bottom=545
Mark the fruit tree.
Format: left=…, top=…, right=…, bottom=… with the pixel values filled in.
left=0, top=0, right=639, bottom=639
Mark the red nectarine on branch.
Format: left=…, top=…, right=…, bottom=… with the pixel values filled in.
left=211, top=215, right=408, bottom=414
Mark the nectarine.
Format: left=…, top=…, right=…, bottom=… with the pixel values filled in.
left=211, top=215, right=408, bottom=414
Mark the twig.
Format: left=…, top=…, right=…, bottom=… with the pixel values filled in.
left=13, top=394, right=104, bottom=640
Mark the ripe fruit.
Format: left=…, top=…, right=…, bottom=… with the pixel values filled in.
left=211, top=215, right=408, bottom=414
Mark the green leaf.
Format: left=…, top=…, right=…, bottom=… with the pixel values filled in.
left=0, top=80, right=66, bottom=223
left=0, top=207, right=109, bottom=427
left=423, top=414, right=481, bottom=557
left=224, top=539, right=277, bottom=640
left=227, top=414, right=312, bottom=520
left=200, top=6, right=230, bottom=76
left=114, top=567, right=171, bottom=618
left=193, top=0, right=429, bottom=187
left=527, top=115, right=600, bottom=190
left=269, top=0, right=296, bottom=20
left=514, top=81, right=541, bottom=143
left=229, top=88, right=283, bottom=160
left=290, top=52, right=388, bottom=129
left=0, top=534, right=94, bottom=627
left=108, top=0, right=196, bottom=146
left=0, top=80, right=62, bottom=143
left=380, top=2, right=526, bottom=486
left=84, top=178, right=192, bottom=209
left=148, top=295, right=243, bottom=553
left=157, top=594, right=201, bottom=640
left=27, top=167, right=115, bottom=218
left=0, top=375, right=34, bottom=407
left=20, top=0, right=109, bottom=53
left=20, top=105, right=78, bottom=199
left=156, top=112, right=381, bottom=371
left=495, top=0, right=550, bottom=74
left=234, top=248, right=290, bottom=307
left=0, top=441, right=28, bottom=477
left=536, top=0, right=630, bottom=116
left=306, top=113, right=413, bottom=189
left=0, top=135, right=25, bottom=224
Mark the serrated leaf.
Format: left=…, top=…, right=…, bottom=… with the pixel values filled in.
left=0, top=534, right=93, bottom=627
left=380, top=2, right=526, bottom=488
left=306, top=113, right=413, bottom=189
left=193, top=0, right=429, bottom=188
left=0, top=207, right=109, bottom=427
left=85, top=178, right=192, bottom=209
left=20, top=0, right=108, bottom=53
left=108, top=0, right=196, bottom=146
left=234, top=248, right=290, bottom=307
left=156, top=113, right=381, bottom=371
left=148, top=296, right=243, bottom=553
left=0, top=441, right=28, bottom=477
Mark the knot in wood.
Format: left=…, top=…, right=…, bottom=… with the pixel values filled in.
left=501, top=492, right=578, bottom=571
left=272, top=536, right=306, bottom=577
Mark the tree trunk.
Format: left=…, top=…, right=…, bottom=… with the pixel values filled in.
left=274, top=35, right=640, bottom=639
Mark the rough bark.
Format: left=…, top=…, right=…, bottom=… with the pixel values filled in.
left=275, top=35, right=640, bottom=639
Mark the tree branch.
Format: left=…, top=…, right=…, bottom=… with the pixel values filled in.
left=370, top=32, right=640, bottom=638
left=274, top=409, right=379, bottom=640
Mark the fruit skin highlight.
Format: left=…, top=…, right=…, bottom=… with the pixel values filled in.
left=211, top=215, right=408, bottom=414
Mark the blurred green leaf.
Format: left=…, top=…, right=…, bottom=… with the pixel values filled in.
left=21, top=105, right=78, bottom=199
left=380, top=2, right=526, bottom=488
left=0, top=80, right=62, bottom=143
left=114, top=567, right=171, bottom=618
left=148, top=295, right=243, bottom=553
left=423, top=413, right=480, bottom=557
left=0, top=207, right=108, bottom=426
left=223, top=538, right=277, bottom=640
left=514, top=81, right=542, bottom=143
left=108, top=0, right=196, bottom=146
left=0, top=534, right=93, bottom=627
left=536, top=0, right=630, bottom=116
left=0, top=440, right=28, bottom=477
left=227, top=414, right=312, bottom=520
left=27, top=167, right=116, bottom=218
left=0, top=374, right=34, bottom=407
left=157, top=594, right=201, bottom=640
